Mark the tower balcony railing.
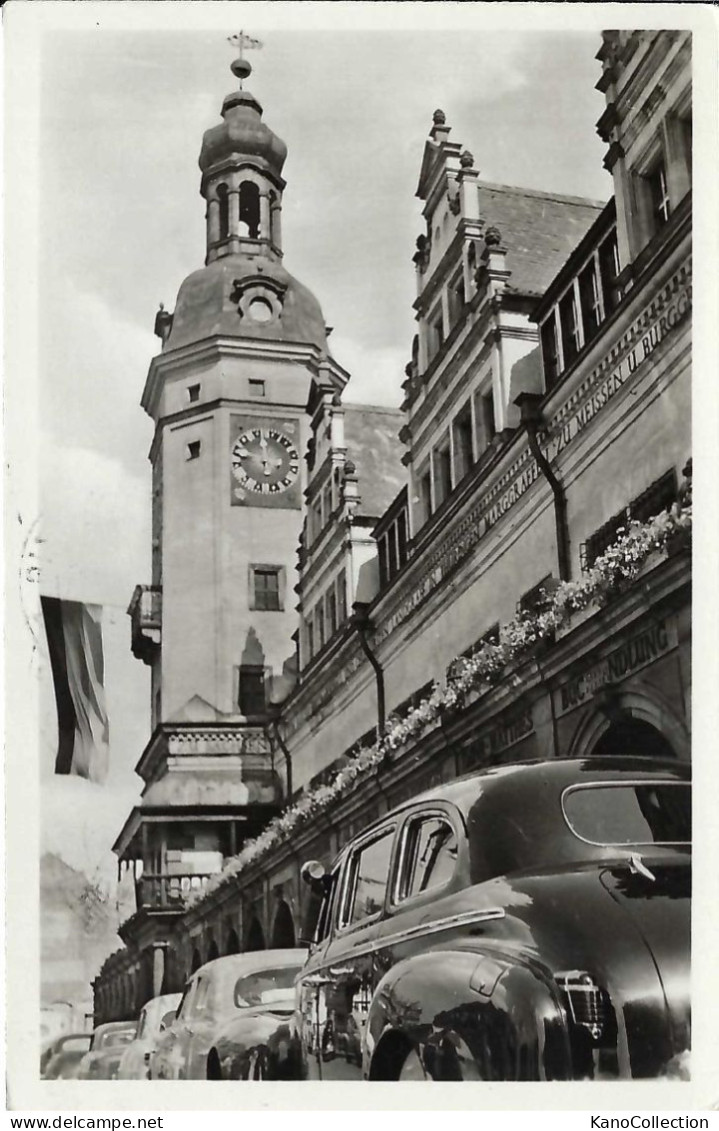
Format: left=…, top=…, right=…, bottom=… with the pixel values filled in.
left=135, top=872, right=215, bottom=912
left=128, top=584, right=162, bottom=665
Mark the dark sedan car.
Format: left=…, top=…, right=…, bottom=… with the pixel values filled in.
left=207, top=951, right=308, bottom=1079
left=291, top=757, right=690, bottom=1082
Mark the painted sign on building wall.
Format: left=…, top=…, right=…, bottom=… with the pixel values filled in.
left=554, top=616, right=678, bottom=717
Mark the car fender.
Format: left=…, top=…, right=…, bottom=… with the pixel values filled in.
left=365, top=949, right=572, bottom=1081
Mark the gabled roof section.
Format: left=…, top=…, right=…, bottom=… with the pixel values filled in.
left=416, top=138, right=461, bottom=201
left=343, top=403, right=407, bottom=521
left=477, top=181, right=606, bottom=298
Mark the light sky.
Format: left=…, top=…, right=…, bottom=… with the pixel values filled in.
left=13, top=6, right=617, bottom=883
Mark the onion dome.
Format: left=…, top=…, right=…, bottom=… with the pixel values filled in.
left=199, top=81, right=287, bottom=183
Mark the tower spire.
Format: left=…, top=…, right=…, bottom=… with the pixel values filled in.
left=227, top=31, right=263, bottom=89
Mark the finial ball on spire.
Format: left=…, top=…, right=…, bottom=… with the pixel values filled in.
left=433, top=109, right=446, bottom=126
left=231, top=57, right=253, bottom=81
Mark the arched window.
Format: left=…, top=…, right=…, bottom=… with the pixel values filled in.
left=270, top=900, right=296, bottom=949
left=217, top=183, right=229, bottom=240
left=245, top=916, right=265, bottom=952
left=225, top=928, right=240, bottom=955
left=268, top=190, right=277, bottom=243
left=591, top=718, right=676, bottom=760
left=239, top=181, right=260, bottom=239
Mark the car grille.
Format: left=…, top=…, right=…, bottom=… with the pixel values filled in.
left=556, top=970, right=608, bottom=1041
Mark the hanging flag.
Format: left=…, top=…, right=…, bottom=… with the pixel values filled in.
left=41, top=597, right=110, bottom=783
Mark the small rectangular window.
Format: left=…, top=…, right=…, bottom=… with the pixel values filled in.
left=598, top=233, right=620, bottom=315
left=479, top=388, right=496, bottom=450
left=681, top=116, right=692, bottom=185
left=248, top=379, right=266, bottom=398
left=541, top=315, right=561, bottom=387
left=519, top=575, right=555, bottom=616
left=559, top=288, right=581, bottom=367
left=326, top=587, right=337, bottom=639
left=378, top=534, right=390, bottom=587
left=305, top=615, right=315, bottom=662
left=251, top=566, right=281, bottom=611
left=187, top=384, right=201, bottom=403
left=448, top=274, right=465, bottom=326
left=187, top=440, right=201, bottom=461
left=631, top=469, right=677, bottom=525
left=452, top=403, right=474, bottom=483
left=342, top=829, right=394, bottom=928
left=315, top=603, right=325, bottom=651
left=336, top=570, right=347, bottom=625
left=417, top=463, right=433, bottom=527
left=434, top=440, right=452, bottom=507
left=646, top=160, right=671, bottom=230
left=578, top=260, right=603, bottom=344
left=387, top=523, right=398, bottom=577
left=396, top=509, right=408, bottom=568
left=238, top=665, right=266, bottom=715
left=427, top=308, right=445, bottom=361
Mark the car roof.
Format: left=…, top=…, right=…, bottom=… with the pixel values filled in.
left=93, top=1020, right=136, bottom=1034
left=191, top=948, right=307, bottom=981
left=355, top=757, right=690, bottom=835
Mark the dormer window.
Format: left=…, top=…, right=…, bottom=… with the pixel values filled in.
left=559, top=287, right=582, bottom=367
left=578, top=259, right=603, bottom=344
left=540, top=314, right=561, bottom=388
left=598, top=233, right=620, bottom=314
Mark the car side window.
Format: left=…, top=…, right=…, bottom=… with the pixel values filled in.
left=136, top=1009, right=147, bottom=1039
left=341, top=827, right=395, bottom=929
left=397, top=814, right=458, bottom=901
left=192, top=976, right=211, bottom=1015
left=175, top=980, right=195, bottom=1020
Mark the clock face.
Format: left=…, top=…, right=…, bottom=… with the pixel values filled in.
left=231, top=426, right=300, bottom=496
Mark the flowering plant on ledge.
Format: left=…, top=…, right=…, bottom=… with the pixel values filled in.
left=187, top=502, right=691, bottom=907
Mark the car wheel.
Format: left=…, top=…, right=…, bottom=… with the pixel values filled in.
left=398, top=1049, right=430, bottom=1081
left=206, top=1050, right=222, bottom=1081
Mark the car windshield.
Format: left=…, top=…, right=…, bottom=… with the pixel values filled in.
left=61, top=1036, right=90, bottom=1052
left=562, top=782, right=691, bottom=846
left=233, top=966, right=302, bottom=1008
left=100, top=1030, right=135, bottom=1049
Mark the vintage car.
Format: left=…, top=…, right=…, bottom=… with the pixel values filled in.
left=41, top=1033, right=92, bottom=1079
left=76, top=1021, right=137, bottom=1080
left=290, top=757, right=690, bottom=1082
left=207, top=950, right=308, bottom=1079
left=116, top=992, right=182, bottom=1080
left=152, top=950, right=305, bottom=1080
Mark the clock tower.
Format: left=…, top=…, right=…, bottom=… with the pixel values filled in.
left=120, top=50, right=347, bottom=983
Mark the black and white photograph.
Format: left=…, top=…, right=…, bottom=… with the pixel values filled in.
left=5, top=0, right=718, bottom=1115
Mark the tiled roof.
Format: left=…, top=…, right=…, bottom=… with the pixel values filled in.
left=343, top=403, right=407, bottom=520
left=477, top=181, right=605, bottom=298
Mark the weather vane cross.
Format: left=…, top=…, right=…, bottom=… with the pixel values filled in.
left=227, top=31, right=263, bottom=87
